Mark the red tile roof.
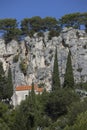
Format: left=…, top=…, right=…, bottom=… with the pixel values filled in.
left=15, top=85, right=43, bottom=92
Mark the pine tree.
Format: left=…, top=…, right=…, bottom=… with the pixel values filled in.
left=0, top=63, right=13, bottom=102
left=63, top=50, right=74, bottom=88
left=28, top=82, right=37, bottom=129
left=52, top=47, right=60, bottom=91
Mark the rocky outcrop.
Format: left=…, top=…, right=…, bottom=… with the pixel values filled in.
left=0, top=27, right=87, bottom=91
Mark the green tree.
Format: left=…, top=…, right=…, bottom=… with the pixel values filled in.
left=60, top=12, right=87, bottom=30
left=67, top=98, right=87, bottom=125
left=0, top=62, right=7, bottom=100
left=45, top=88, right=79, bottom=121
left=79, top=12, right=87, bottom=30
left=2, top=67, right=13, bottom=103
left=0, top=18, right=21, bottom=43
left=12, top=100, right=30, bottom=130
left=0, top=102, right=10, bottom=130
left=6, top=68, right=13, bottom=101
left=31, top=82, right=35, bottom=102
left=42, top=17, right=59, bottom=31
left=0, top=63, right=13, bottom=102
left=0, top=102, right=8, bottom=118
left=21, top=18, right=30, bottom=35
left=60, top=13, right=80, bottom=29
left=29, top=16, right=42, bottom=32
left=48, top=30, right=59, bottom=40
left=52, top=48, right=60, bottom=91
left=21, top=16, right=42, bottom=35
left=3, top=109, right=16, bottom=130
left=73, top=111, right=87, bottom=130
left=63, top=50, right=74, bottom=88
left=36, top=90, right=51, bottom=129
left=0, top=118, right=10, bottom=130
left=13, top=83, right=37, bottom=130
left=4, top=28, right=22, bottom=43
left=64, top=111, right=87, bottom=130
left=0, top=19, right=17, bottom=31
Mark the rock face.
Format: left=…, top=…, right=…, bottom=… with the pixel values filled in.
left=0, top=27, right=87, bottom=91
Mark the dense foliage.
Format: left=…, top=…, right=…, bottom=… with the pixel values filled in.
left=64, top=110, right=87, bottom=130
left=0, top=19, right=21, bottom=43
left=0, top=12, right=87, bottom=43
left=20, top=59, right=27, bottom=75
left=0, top=87, right=82, bottom=130
left=0, top=63, right=13, bottom=102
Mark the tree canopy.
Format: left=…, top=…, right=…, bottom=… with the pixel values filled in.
left=0, top=12, right=87, bottom=43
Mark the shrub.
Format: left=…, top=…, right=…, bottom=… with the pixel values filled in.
left=20, top=59, right=27, bottom=75
left=76, top=31, right=80, bottom=39
left=48, top=30, right=59, bottom=40
left=38, top=83, right=45, bottom=88
left=28, top=30, right=35, bottom=37
left=37, top=32, right=44, bottom=37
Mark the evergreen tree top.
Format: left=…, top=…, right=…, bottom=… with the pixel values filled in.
left=52, top=47, right=60, bottom=91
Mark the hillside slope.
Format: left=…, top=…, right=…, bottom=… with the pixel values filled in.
left=0, top=27, right=87, bottom=91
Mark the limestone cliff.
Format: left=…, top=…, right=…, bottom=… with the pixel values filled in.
left=0, top=27, right=87, bottom=91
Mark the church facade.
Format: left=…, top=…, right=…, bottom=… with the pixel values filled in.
left=12, top=85, right=43, bottom=107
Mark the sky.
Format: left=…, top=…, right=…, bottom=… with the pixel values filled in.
left=0, top=0, right=87, bottom=21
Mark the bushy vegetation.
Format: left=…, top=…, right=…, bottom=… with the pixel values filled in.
left=64, top=110, right=87, bottom=130
left=48, top=30, right=59, bottom=40
left=0, top=86, right=82, bottom=130
left=20, top=59, right=27, bottom=75
left=37, top=32, right=44, bottom=37
left=13, top=54, right=19, bottom=63
left=0, top=62, right=13, bottom=102
left=38, top=83, right=45, bottom=88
